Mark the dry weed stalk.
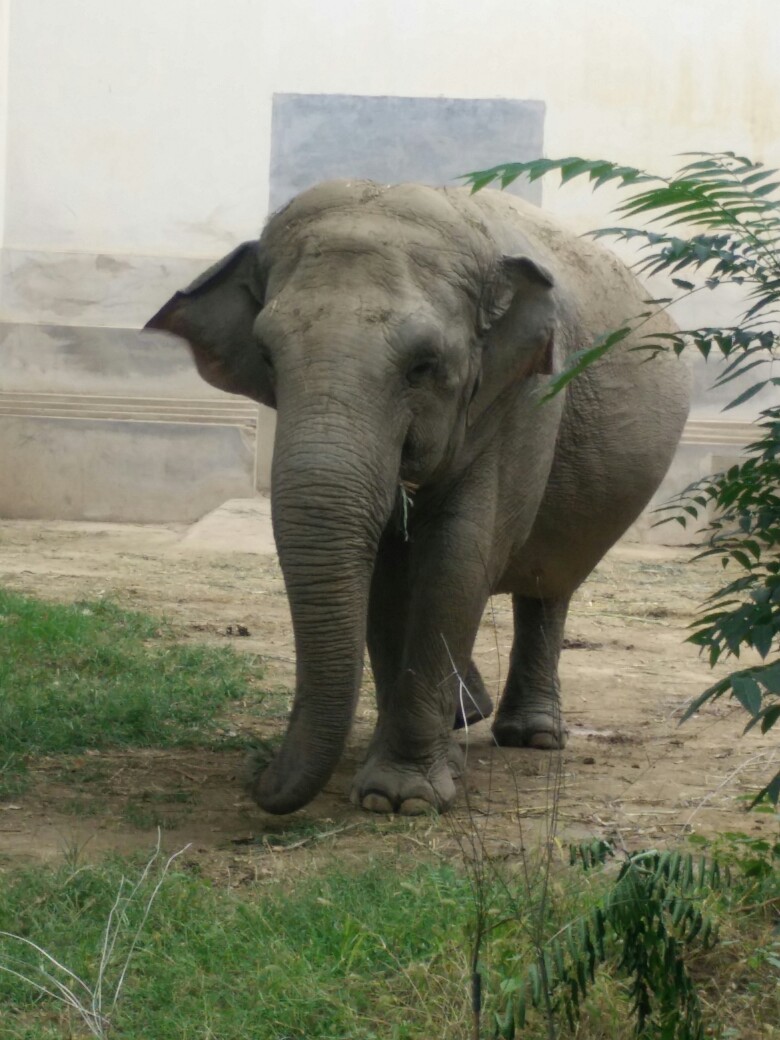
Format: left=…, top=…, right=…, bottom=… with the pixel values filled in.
left=0, top=832, right=190, bottom=1038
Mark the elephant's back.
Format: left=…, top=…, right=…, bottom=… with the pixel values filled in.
left=457, top=185, right=689, bottom=428
left=462, top=190, right=691, bottom=596
left=452, top=188, right=655, bottom=330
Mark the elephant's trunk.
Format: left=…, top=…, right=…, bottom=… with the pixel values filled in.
left=251, top=400, right=397, bottom=814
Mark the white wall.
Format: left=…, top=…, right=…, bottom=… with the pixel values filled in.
left=0, top=0, right=9, bottom=246
left=3, top=0, right=267, bottom=258
left=4, top=0, right=779, bottom=262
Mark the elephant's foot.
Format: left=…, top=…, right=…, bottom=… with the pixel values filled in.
left=351, top=740, right=464, bottom=815
left=453, top=661, right=494, bottom=730
left=492, top=709, right=569, bottom=750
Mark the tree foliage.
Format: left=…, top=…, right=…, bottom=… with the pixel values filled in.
left=494, top=843, right=726, bottom=1039
left=465, top=153, right=780, bottom=804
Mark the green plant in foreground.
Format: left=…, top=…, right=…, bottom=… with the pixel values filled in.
left=1, top=838, right=776, bottom=1039
left=494, top=842, right=737, bottom=1040
left=466, top=152, right=780, bottom=804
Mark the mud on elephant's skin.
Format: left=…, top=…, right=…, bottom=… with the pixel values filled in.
left=146, top=180, right=690, bottom=816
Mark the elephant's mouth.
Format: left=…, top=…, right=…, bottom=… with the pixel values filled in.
left=400, top=431, right=441, bottom=487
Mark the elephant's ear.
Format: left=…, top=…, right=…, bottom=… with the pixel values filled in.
left=145, top=242, right=274, bottom=406
left=468, top=254, right=556, bottom=426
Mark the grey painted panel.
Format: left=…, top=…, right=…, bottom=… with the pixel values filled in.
left=269, top=93, right=544, bottom=211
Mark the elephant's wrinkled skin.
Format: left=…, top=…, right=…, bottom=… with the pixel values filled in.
left=147, top=181, right=690, bottom=816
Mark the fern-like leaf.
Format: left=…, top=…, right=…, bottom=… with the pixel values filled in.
left=494, top=844, right=725, bottom=1038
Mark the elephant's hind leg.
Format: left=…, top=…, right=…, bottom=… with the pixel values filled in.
left=453, top=660, right=494, bottom=729
left=492, top=594, right=569, bottom=749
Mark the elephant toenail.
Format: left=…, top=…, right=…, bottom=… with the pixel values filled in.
left=399, top=797, right=437, bottom=816
left=361, top=791, right=396, bottom=814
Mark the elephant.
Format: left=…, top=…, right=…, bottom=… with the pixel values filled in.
left=146, top=179, right=690, bottom=816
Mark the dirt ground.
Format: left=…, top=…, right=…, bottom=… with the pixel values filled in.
left=0, top=501, right=776, bottom=882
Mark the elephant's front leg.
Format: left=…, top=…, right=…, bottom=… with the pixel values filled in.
left=355, top=527, right=491, bottom=815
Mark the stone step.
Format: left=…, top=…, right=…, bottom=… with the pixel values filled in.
left=680, top=419, right=757, bottom=445
left=0, top=391, right=257, bottom=426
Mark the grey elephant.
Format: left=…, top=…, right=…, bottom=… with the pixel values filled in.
left=147, top=180, right=689, bottom=816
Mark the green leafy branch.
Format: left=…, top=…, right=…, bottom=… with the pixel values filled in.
left=494, top=843, right=727, bottom=1040
left=466, top=152, right=780, bottom=804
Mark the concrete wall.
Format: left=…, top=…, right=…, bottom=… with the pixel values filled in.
left=7, top=0, right=777, bottom=253
left=0, top=0, right=11, bottom=524
left=0, top=0, right=8, bottom=246
left=1, top=0, right=778, bottom=524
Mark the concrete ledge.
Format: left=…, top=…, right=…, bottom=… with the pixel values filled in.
left=680, top=419, right=757, bottom=446
left=176, top=496, right=277, bottom=555
left=0, top=399, right=763, bottom=530
left=0, top=415, right=255, bottom=522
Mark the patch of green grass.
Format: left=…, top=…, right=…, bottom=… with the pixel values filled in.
left=0, top=589, right=263, bottom=794
left=0, top=854, right=473, bottom=1039
left=0, top=833, right=777, bottom=1040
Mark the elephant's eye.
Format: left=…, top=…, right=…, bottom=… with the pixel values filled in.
left=406, top=357, right=439, bottom=386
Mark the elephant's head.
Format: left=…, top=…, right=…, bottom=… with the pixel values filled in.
left=146, top=181, right=556, bottom=814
